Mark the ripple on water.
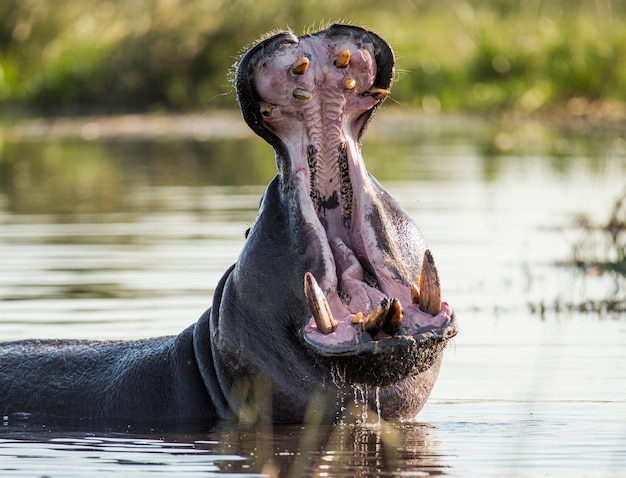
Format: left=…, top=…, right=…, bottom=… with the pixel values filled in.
left=0, top=433, right=252, bottom=477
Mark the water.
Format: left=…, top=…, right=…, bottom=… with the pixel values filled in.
left=0, top=112, right=625, bottom=477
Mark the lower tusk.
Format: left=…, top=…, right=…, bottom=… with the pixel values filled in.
left=304, top=272, right=337, bottom=334
left=418, top=249, right=442, bottom=316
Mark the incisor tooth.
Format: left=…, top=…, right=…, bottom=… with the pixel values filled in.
left=304, top=272, right=337, bottom=334
left=293, top=88, right=312, bottom=101
left=292, top=57, right=309, bottom=75
left=362, top=298, right=389, bottom=334
left=418, top=249, right=442, bottom=316
left=335, top=49, right=350, bottom=68
left=411, top=283, right=420, bottom=305
left=382, top=298, right=403, bottom=335
left=363, top=87, right=390, bottom=100
left=344, top=78, right=356, bottom=90
left=362, top=297, right=404, bottom=336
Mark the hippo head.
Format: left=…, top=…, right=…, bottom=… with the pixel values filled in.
left=208, top=24, right=456, bottom=423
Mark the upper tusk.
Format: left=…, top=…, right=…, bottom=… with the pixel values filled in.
left=334, top=49, right=351, bottom=68
left=293, top=88, right=312, bottom=101
left=260, top=102, right=276, bottom=116
left=363, top=87, right=390, bottom=100
left=344, top=78, right=356, bottom=90
left=292, top=57, right=310, bottom=75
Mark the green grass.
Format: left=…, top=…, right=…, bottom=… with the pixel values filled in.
left=1, top=0, right=625, bottom=114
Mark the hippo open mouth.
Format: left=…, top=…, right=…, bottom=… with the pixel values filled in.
left=236, top=24, right=456, bottom=388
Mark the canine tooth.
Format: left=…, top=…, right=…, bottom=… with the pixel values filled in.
left=304, top=272, right=337, bottom=334
left=382, top=298, right=403, bottom=335
left=411, top=283, right=420, bottom=305
left=418, top=249, right=442, bottom=316
left=363, top=87, right=390, bottom=100
left=292, top=57, right=310, bottom=75
left=293, top=88, right=312, bottom=101
left=344, top=78, right=356, bottom=90
left=362, top=298, right=390, bottom=334
left=335, top=49, right=350, bottom=68
left=351, top=311, right=363, bottom=324
left=260, top=102, right=275, bottom=116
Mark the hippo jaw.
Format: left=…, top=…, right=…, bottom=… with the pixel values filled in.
left=236, top=24, right=456, bottom=389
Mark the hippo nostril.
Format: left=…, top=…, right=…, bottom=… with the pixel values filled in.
left=334, top=49, right=351, bottom=68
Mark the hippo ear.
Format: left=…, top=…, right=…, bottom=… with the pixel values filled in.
left=235, top=31, right=298, bottom=156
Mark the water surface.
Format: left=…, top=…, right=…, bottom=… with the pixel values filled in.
left=0, top=113, right=625, bottom=477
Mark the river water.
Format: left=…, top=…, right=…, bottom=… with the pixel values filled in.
left=0, top=112, right=625, bottom=477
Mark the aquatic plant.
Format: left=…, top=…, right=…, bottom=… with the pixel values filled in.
left=552, top=190, right=626, bottom=316
left=571, top=190, right=626, bottom=277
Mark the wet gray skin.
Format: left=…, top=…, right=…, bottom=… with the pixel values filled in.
left=222, top=24, right=457, bottom=421
left=0, top=24, right=455, bottom=428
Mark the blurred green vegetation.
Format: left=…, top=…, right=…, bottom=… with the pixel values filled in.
left=1, top=0, right=625, bottom=114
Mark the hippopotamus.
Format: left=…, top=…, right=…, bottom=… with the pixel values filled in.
left=0, top=24, right=456, bottom=428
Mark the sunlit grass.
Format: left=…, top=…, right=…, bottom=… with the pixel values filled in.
left=1, top=0, right=625, bottom=114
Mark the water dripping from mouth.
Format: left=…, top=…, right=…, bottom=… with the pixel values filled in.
left=329, top=364, right=385, bottom=426
left=330, top=362, right=347, bottom=387
left=349, top=384, right=385, bottom=426
left=374, top=387, right=382, bottom=427
left=352, top=385, right=369, bottom=424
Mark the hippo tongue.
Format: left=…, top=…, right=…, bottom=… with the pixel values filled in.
left=304, top=248, right=446, bottom=343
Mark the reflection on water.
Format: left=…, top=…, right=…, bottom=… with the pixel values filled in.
left=2, top=114, right=621, bottom=216
left=0, top=113, right=625, bottom=476
left=0, top=419, right=444, bottom=477
left=0, top=138, right=276, bottom=215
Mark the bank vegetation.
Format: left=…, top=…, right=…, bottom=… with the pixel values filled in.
left=1, top=0, right=625, bottom=117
